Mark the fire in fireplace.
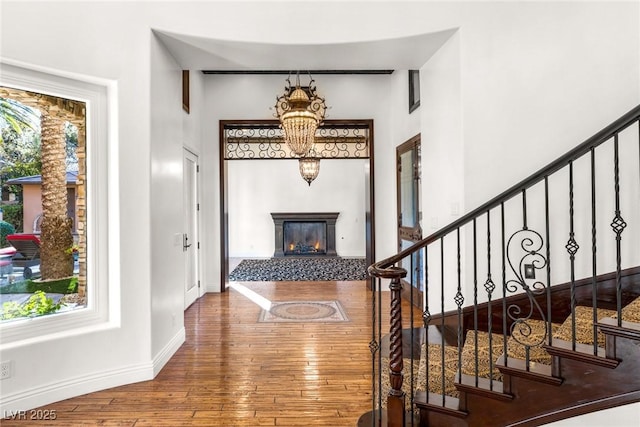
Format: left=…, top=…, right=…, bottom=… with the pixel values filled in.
left=284, top=221, right=326, bottom=255
left=288, top=241, right=322, bottom=254
left=271, top=212, right=339, bottom=257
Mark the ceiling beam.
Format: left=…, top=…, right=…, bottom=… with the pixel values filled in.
left=201, top=69, right=394, bottom=75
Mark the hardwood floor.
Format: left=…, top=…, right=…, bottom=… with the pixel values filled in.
left=3, top=280, right=406, bottom=426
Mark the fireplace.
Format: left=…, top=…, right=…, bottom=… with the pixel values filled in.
left=271, top=212, right=339, bottom=257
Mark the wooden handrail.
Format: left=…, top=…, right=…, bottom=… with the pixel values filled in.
left=369, top=104, right=640, bottom=275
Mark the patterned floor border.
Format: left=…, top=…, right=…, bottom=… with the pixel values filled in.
left=258, top=300, right=349, bottom=323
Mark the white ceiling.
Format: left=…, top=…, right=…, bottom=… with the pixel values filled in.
left=154, top=28, right=456, bottom=72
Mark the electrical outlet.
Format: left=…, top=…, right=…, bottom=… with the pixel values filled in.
left=0, top=361, right=11, bottom=380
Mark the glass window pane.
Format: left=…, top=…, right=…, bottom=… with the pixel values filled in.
left=400, top=239, right=424, bottom=291
left=399, top=150, right=415, bottom=227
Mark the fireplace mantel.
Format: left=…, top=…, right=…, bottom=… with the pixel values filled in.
left=271, top=212, right=339, bottom=257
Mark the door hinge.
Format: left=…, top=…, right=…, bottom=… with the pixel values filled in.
left=198, top=280, right=201, bottom=288
left=196, top=165, right=200, bottom=173
left=197, top=203, right=200, bottom=211
left=197, top=242, right=200, bottom=249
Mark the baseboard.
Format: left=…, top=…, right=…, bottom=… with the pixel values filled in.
left=0, top=328, right=186, bottom=414
left=153, top=327, right=186, bottom=376
left=0, top=361, right=153, bottom=413
left=205, top=283, right=221, bottom=293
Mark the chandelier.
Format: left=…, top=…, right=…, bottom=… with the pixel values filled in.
left=273, top=72, right=327, bottom=157
left=299, top=151, right=321, bottom=186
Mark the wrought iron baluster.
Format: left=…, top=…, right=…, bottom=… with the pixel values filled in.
left=505, top=224, right=548, bottom=372
left=485, top=210, right=497, bottom=387
left=440, top=237, right=446, bottom=406
left=591, top=148, right=598, bottom=354
left=566, top=161, right=579, bottom=350
left=611, top=133, right=627, bottom=326
left=378, top=276, right=384, bottom=424
left=545, top=176, right=552, bottom=346
left=368, top=276, right=381, bottom=424
left=455, top=229, right=464, bottom=386
left=409, top=252, right=415, bottom=415
left=522, top=189, right=528, bottom=229
left=473, top=218, right=479, bottom=387
left=378, top=276, right=383, bottom=422
left=422, top=248, right=430, bottom=404
left=501, top=202, right=507, bottom=374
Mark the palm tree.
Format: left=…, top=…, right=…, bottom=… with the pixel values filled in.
left=0, top=97, right=40, bottom=136
left=39, top=111, right=74, bottom=278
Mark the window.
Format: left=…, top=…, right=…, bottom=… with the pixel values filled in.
left=1, top=89, right=85, bottom=321
left=408, top=70, right=420, bottom=113
left=0, top=60, right=117, bottom=343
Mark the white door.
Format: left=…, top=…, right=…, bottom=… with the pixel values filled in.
left=183, top=149, right=200, bottom=308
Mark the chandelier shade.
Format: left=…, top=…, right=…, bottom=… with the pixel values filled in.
left=274, top=73, right=327, bottom=156
left=281, top=110, right=319, bottom=156
left=299, top=156, right=321, bottom=186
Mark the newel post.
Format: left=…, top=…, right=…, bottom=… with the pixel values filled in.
left=387, top=268, right=407, bottom=427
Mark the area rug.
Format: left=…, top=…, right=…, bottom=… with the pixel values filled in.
left=258, top=300, right=349, bottom=323
left=229, top=257, right=368, bottom=281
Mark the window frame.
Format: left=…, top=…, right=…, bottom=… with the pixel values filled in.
left=0, top=60, right=120, bottom=346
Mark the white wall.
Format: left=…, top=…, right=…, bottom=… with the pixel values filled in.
left=420, top=31, right=463, bottom=235
left=460, top=2, right=639, bottom=211
left=0, top=3, right=638, bottom=424
left=149, top=34, right=187, bottom=361
left=418, top=31, right=465, bottom=312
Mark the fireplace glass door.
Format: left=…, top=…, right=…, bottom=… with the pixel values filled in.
left=283, top=221, right=327, bottom=255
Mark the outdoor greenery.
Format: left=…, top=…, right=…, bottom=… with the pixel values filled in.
left=0, top=102, right=42, bottom=202
left=1, top=105, right=78, bottom=203
left=0, top=203, right=22, bottom=232
left=0, top=220, right=15, bottom=247
left=0, top=276, right=78, bottom=295
left=0, top=97, right=40, bottom=134
left=1, top=290, right=62, bottom=320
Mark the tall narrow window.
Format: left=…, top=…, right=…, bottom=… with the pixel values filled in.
left=408, top=70, right=420, bottom=113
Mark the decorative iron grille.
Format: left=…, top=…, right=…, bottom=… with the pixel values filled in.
left=222, top=120, right=371, bottom=160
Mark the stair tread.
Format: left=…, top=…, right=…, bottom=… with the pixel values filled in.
left=552, top=306, right=617, bottom=348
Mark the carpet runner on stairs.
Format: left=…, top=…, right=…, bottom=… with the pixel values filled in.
left=377, top=295, right=640, bottom=408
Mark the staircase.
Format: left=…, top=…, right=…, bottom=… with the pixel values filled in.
left=360, top=105, right=640, bottom=426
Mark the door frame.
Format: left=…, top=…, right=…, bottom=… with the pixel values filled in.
left=219, top=119, right=376, bottom=291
